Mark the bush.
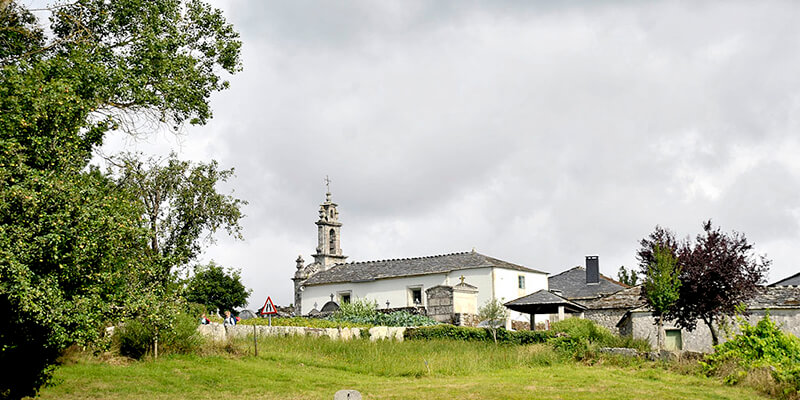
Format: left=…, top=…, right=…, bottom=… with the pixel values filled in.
left=239, top=317, right=366, bottom=329
left=327, top=299, right=439, bottom=327
left=547, top=318, right=650, bottom=358
left=116, top=313, right=202, bottom=359
left=405, top=324, right=553, bottom=345
left=702, top=313, right=800, bottom=397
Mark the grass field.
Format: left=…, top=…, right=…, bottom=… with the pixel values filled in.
left=37, top=336, right=769, bottom=400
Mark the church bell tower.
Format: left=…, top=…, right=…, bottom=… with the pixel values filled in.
left=313, top=180, right=347, bottom=269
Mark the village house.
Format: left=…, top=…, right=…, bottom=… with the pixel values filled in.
left=291, top=190, right=549, bottom=325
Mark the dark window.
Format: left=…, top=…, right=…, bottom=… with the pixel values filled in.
left=518, top=275, right=525, bottom=289
left=341, top=293, right=351, bottom=304
left=329, top=229, right=336, bottom=253
left=411, top=288, right=422, bottom=305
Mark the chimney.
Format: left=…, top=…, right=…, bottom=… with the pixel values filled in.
left=586, top=256, right=599, bottom=284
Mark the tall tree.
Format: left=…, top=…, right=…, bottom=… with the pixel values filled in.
left=111, top=152, right=246, bottom=279
left=0, top=1, right=241, bottom=397
left=184, top=261, right=251, bottom=314
left=642, top=245, right=681, bottom=350
left=669, top=221, right=769, bottom=345
left=617, top=265, right=640, bottom=286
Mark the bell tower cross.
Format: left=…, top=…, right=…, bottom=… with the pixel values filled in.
left=313, top=177, right=347, bottom=269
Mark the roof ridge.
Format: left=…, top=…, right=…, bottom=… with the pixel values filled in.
left=334, top=250, right=473, bottom=266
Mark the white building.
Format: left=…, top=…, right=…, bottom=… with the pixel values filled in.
left=292, top=190, right=548, bottom=323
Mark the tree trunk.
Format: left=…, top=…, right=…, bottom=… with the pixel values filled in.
left=704, top=317, right=719, bottom=346
left=656, top=316, right=663, bottom=351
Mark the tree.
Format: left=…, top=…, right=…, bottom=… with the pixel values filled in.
left=184, top=262, right=251, bottom=314
left=0, top=1, right=241, bottom=397
left=617, top=266, right=640, bottom=286
left=111, top=152, right=246, bottom=279
left=669, top=221, right=769, bottom=345
left=642, top=245, right=681, bottom=350
left=478, top=297, right=510, bottom=344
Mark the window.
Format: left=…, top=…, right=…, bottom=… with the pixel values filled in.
left=410, top=288, right=422, bottom=305
left=329, top=229, right=336, bottom=253
left=339, top=292, right=351, bottom=304
left=518, top=275, right=525, bottom=289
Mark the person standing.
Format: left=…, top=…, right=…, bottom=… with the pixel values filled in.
left=223, top=310, right=237, bottom=326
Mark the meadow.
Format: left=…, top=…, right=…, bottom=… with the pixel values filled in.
left=37, top=335, right=769, bottom=400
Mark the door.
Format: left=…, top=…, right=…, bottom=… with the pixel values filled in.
left=665, top=329, right=682, bottom=351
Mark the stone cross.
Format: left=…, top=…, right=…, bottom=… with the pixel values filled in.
left=325, top=175, right=331, bottom=193
left=386, top=300, right=390, bottom=308
left=459, top=275, right=465, bottom=285
left=330, top=293, right=335, bottom=302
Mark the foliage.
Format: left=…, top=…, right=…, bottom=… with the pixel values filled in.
left=184, top=262, right=251, bottom=314
left=405, top=324, right=553, bottom=345
left=670, top=221, right=769, bottom=345
left=116, top=312, right=203, bottom=359
left=111, top=153, right=246, bottom=276
left=328, top=299, right=439, bottom=327
left=702, top=313, right=800, bottom=397
left=239, top=317, right=367, bottom=329
left=0, top=0, right=241, bottom=397
left=548, top=318, right=651, bottom=358
left=478, top=297, right=510, bottom=344
left=617, top=265, right=640, bottom=286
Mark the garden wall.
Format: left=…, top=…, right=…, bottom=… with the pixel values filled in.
left=197, top=323, right=406, bottom=342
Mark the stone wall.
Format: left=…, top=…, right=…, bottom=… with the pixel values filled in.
left=584, top=308, right=629, bottom=333
left=426, top=286, right=455, bottom=323
left=454, top=313, right=480, bottom=327
left=197, top=323, right=406, bottom=342
left=624, top=308, right=800, bottom=353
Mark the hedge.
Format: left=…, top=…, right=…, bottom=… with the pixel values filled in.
left=405, top=324, right=553, bottom=344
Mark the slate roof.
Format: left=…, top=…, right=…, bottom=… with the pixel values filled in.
left=548, top=266, right=627, bottom=300
left=579, top=286, right=645, bottom=310
left=770, top=272, right=800, bottom=287
left=303, top=251, right=545, bottom=286
left=505, top=289, right=586, bottom=308
left=747, top=286, right=800, bottom=309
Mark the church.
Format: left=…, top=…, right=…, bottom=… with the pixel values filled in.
left=291, top=189, right=549, bottom=324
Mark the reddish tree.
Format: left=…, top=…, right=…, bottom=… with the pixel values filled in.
left=636, top=225, right=680, bottom=275
left=667, top=221, right=769, bottom=345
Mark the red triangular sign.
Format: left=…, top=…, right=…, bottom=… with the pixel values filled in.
left=260, top=296, right=277, bottom=315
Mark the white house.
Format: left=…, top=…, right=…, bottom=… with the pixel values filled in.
left=291, top=190, right=548, bottom=323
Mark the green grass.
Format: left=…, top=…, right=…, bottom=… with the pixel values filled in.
left=238, top=316, right=369, bottom=328
left=38, top=336, right=770, bottom=400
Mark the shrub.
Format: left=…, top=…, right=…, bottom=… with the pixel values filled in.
left=547, top=318, right=650, bottom=358
left=405, top=324, right=553, bottom=345
left=550, top=318, right=615, bottom=344
left=702, top=313, right=800, bottom=397
left=327, top=299, right=438, bottom=327
left=115, top=313, right=202, bottom=359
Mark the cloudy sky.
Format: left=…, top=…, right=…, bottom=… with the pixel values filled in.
left=99, top=1, right=800, bottom=309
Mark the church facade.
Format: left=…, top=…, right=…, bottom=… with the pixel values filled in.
left=292, top=191, right=548, bottom=323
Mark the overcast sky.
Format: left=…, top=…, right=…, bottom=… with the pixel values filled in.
left=98, top=1, right=800, bottom=309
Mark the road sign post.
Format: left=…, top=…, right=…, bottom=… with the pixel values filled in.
left=259, top=296, right=278, bottom=328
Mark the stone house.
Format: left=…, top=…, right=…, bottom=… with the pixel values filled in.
left=291, top=190, right=549, bottom=325
left=616, top=286, right=800, bottom=352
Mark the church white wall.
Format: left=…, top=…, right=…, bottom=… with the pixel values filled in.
left=492, top=268, right=549, bottom=324
left=301, top=268, right=494, bottom=315
left=301, top=267, right=549, bottom=324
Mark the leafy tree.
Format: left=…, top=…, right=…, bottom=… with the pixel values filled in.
left=478, top=297, right=510, bottom=344
left=0, top=1, right=241, bottom=397
left=669, top=221, right=769, bottom=345
left=642, top=245, right=681, bottom=350
left=617, top=265, right=640, bottom=286
left=111, top=152, right=246, bottom=279
left=184, top=262, right=251, bottom=314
